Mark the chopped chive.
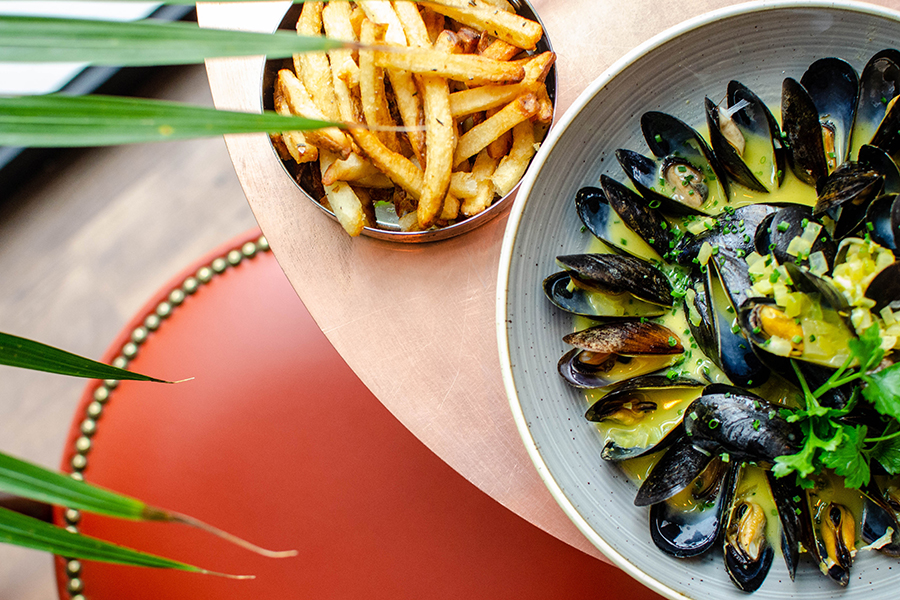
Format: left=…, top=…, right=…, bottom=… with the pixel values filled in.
left=776, top=221, right=789, bottom=232
left=792, top=335, right=803, bottom=344
left=655, top=134, right=663, bottom=143
left=668, top=336, right=678, bottom=347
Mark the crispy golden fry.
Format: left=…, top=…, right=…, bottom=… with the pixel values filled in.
left=278, top=69, right=352, bottom=159
left=350, top=128, right=424, bottom=199
left=453, top=93, right=538, bottom=166
left=492, top=120, right=537, bottom=195
left=293, top=1, right=341, bottom=122
left=322, top=152, right=392, bottom=187
left=422, top=0, right=543, bottom=50
left=375, top=47, right=524, bottom=85
left=455, top=27, right=480, bottom=53
left=359, top=20, right=402, bottom=153
left=447, top=51, right=554, bottom=117
left=394, top=0, right=431, bottom=47
left=449, top=171, right=477, bottom=198
left=522, top=51, right=556, bottom=85
left=358, top=0, right=407, bottom=43
left=319, top=150, right=367, bottom=236
left=486, top=106, right=512, bottom=159
left=417, top=29, right=458, bottom=229
left=439, top=193, right=460, bottom=221
left=273, top=83, right=318, bottom=164
left=533, top=84, right=554, bottom=124
left=398, top=209, right=422, bottom=232
left=461, top=148, right=500, bottom=217
left=479, top=0, right=515, bottom=11
left=421, top=6, right=445, bottom=43
left=476, top=34, right=520, bottom=61
left=323, top=0, right=363, bottom=124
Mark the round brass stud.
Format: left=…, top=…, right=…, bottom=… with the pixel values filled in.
left=183, top=276, right=200, bottom=294
left=131, top=326, right=148, bottom=344
left=93, top=387, right=110, bottom=403
left=112, top=356, right=128, bottom=370
left=156, top=301, right=172, bottom=318
left=144, top=313, right=161, bottom=331
left=71, top=454, right=87, bottom=471
left=87, top=401, right=103, bottom=418
left=66, top=559, right=82, bottom=575
left=67, top=577, right=84, bottom=594
left=80, top=419, right=97, bottom=436
left=70, top=472, right=84, bottom=482
left=103, top=379, right=119, bottom=390
left=71, top=595, right=86, bottom=600
left=75, top=436, right=92, bottom=453
left=65, top=510, right=82, bottom=526
left=257, top=235, right=269, bottom=251
left=211, top=257, right=228, bottom=273
left=242, top=242, right=257, bottom=258
left=169, top=288, right=186, bottom=306
left=122, top=342, right=138, bottom=359
left=196, top=266, right=214, bottom=283
left=227, top=249, right=243, bottom=266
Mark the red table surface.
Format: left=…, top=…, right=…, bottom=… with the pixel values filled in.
left=53, top=229, right=664, bottom=600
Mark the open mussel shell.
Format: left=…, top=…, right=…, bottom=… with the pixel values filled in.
left=864, top=260, right=900, bottom=311
left=766, top=471, right=812, bottom=580
left=864, top=193, right=900, bottom=251
left=755, top=204, right=837, bottom=270
left=675, top=203, right=776, bottom=267
left=801, top=57, right=859, bottom=170
left=860, top=481, right=900, bottom=557
left=556, top=254, right=673, bottom=306
left=814, top=161, right=885, bottom=239
left=586, top=375, right=704, bottom=461
left=543, top=272, right=667, bottom=318
left=851, top=49, right=900, bottom=159
left=599, top=175, right=673, bottom=258
left=559, top=321, right=684, bottom=389
left=808, top=487, right=858, bottom=586
left=646, top=453, right=737, bottom=558
left=723, top=464, right=775, bottom=592
left=859, top=144, right=900, bottom=194
left=705, top=81, right=783, bottom=193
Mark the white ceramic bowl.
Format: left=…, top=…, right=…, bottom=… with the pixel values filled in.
left=498, top=2, right=900, bottom=599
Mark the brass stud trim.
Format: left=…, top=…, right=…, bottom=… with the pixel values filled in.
left=62, top=237, right=270, bottom=599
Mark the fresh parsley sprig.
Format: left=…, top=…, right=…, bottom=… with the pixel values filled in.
left=773, top=324, right=900, bottom=488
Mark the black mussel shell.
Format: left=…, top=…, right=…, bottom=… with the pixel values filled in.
left=556, top=254, right=673, bottom=306
left=616, top=149, right=709, bottom=217
left=864, top=261, right=900, bottom=311
left=865, top=193, right=900, bottom=251
left=859, top=144, right=900, bottom=194
left=683, top=387, right=801, bottom=462
left=683, top=270, right=718, bottom=365
left=765, top=471, right=812, bottom=580
left=542, top=271, right=668, bottom=318
left=814, top=162, right=884, bottom=239
left=810, top=500, right=856, bottom=586
left=599, top=175, right=673, bottom=258
left=675, top=203, right=776, bottom=266
left=705, top=81, right=782, bottom=193
left=755, top=204, right=837, bottom=270
left=784, top=262, right=853, bottom=320
left=861, top=483, right=900, bottom=557
left=647, top=457, right=737, bottom=558
left=801, top=57, right=859, bottom=170
left=574, top=186, right=661, bottom=259
left=635, top=434, right=719, bottom=507
left=723, top=467, right=775, bottom=592
left=782, top=77, right=830, bottom=186
left=850, top=49, right=900, bottom=158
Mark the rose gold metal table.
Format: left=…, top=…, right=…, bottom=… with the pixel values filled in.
left=197, top=0, right=898, bottom=561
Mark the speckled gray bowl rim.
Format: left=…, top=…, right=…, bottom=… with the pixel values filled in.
left=497, top=2, right=900, bottom=599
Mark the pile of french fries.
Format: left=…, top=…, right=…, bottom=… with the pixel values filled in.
left=271, top=0, right=555, bottom=236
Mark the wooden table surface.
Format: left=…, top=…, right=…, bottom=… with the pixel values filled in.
left=198, top=0, right=900, bottom=562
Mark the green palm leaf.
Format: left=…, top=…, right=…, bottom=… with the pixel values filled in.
left=0, top=505, right=247, bottom=576
left=0, top=94, right=336, bottom=147
left=0, top=331, right=169, bottom=381
left=0, top=15, right=345, bottom=66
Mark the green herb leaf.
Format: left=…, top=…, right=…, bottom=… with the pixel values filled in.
left=848, top=323, right=884, bottom=372
left=871, top=433, right=900, bottom=475
left=0, top=94, right=337, bottom=148
left=0, top=15, right=345, bottom=66
left=822, top=425, right=870, bottom=488
left=0, top=331, right=166, bottom=382
left=863, top=363, right=900, bottom=421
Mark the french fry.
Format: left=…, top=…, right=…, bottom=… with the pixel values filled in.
left=476, top=34, right=520, bottom=61
left=439, top=193, right=460, bottom=221
left=358, top=0, right=407, bottom=43
left=358, top=20, right=402, bottom=153
left=461, top=148, right=500, bottom=217
left=421, top=6, right=445, bottom=43
left=417, top=29, right=459, bottom=229
left=453, top=93, right=539, bottom=166
left=394, top=1, right=431, bottom=47
left=322, top=152, right=392, bottom=187
left=533, top=85, right=554, bottom=124
left=492, top=120, right=537, bottom=195
left=350, top=128, right=424, bottom=199
left=277, top=69, right=352, bottom=159
left=422, top=0, right=543, bottom=50
left=293, top=1, right=341, bottom=122
left=323, top=0, right=363, bottom=123
left=319, top=150, right=367, bottom=236
left=486, top=107, right=512, bottom=159
left=374, top=47, right=525, bottom=85
left=273, top=78, right=318, bottom=164
left=449, top=171, right=477, bottom=198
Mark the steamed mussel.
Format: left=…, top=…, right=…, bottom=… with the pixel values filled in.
left=544, top=48, right=900, bottom=592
